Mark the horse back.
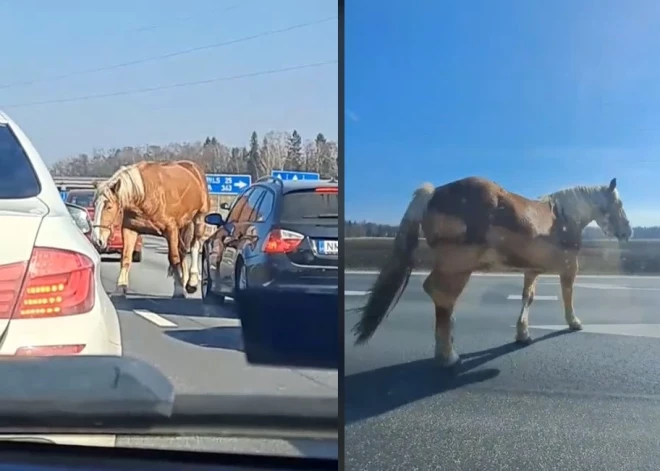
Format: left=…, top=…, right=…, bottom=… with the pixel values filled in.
left=137, top=161, right=210, bottom=222
left=424, top=176, right=559, bottom=246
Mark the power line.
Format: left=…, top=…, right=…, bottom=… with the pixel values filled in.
left=0, top=15, right=337, bottom=91
left=1, top=60, right=337, bottom=109
left=130, top=2, right=243, bottom=33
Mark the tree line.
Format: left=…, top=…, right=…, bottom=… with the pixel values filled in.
left=49, top=130, right=338, bottom=181
left=345, top=220, right=660, bottom=239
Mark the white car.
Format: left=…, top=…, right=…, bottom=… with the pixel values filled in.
left=0, top=111, right=121, bottom=358
left=0, top=111, right=122, bottom=445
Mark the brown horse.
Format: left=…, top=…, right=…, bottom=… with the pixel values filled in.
left=352, top=176, right=633, bottom=367
left=92, top=160, right=210, bottom=298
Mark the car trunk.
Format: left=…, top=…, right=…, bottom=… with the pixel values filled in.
left=279, top=189, right=338, bottom=268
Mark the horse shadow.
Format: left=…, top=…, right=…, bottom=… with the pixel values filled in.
left=110, top=293, right=240, bottom=320
left=111, top=293, right=243, bottom=352
left=165, top=326, right=244, bottom=352
left=344, top=329, right=572, bottom=424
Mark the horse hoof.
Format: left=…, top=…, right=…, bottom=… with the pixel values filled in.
left=437, top=352, right=461, bottom=370
left=110, top=287, right=127, bottom=298
left=515, top=335, right=534, bottom=345
left=185, top=283, right=198, bottom=294
left=568, top=321, right=583, bottom=331
left=172, top=293, right=186, bottom=299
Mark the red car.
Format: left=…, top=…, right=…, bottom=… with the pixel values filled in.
left=65, top=189, right=143, bottom=262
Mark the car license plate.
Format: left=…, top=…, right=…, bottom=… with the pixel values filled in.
left=318, top=240, right=338, bottom=255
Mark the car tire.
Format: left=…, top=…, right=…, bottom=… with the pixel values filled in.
left=234, top=257, right=247, bottom=299
left=202, top=251, right=224, bottom=305
left=132, top=250, right=142, bottom=263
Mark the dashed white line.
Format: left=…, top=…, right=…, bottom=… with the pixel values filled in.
left=345, top=270, right=660, bottom=280
left=545, top=282, right=660, bottom=292
left=527, top=323, right=660, bottom=339
left=507, top=294, right=558, bottom=301
left=134, top=309, right=178, bottom=328
left=345, top=290, right=368, bottom=296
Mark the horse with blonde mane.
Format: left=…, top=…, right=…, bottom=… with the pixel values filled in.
left=93, top=160, right=210, bottom=298
left=352, top=176, right=633, bottom=368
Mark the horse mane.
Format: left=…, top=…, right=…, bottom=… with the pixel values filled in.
left=98, top=164, right=146, bottom=207
left=538, top=185, right=609, bottom=225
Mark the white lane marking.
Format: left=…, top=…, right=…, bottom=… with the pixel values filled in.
left=345, top=290, right=368, bottom=296
left=171, top=316, right=241, bottom=328
left=345, top=270, right=660, bottom=280
left=134, top=309, right=178, bottom=328
left=527, top=324, right=660, bottom=339
left=507, top=294, right=558, bottom=301
left=544, top=282, right=660, bottom=292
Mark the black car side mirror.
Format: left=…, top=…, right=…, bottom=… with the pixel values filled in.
left=205, top=213, right=225, bottom=227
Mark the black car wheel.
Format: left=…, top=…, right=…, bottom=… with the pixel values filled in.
left=233, top=257, right=247, bottom=304
left=202, top=250, right=224, bottom=305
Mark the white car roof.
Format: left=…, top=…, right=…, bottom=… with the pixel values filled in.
left=0, top=110, right=69, bottom=218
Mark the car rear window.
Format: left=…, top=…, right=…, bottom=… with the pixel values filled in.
left=67, top=191, right=95, bottom=208
left=0, top=124, right=40, bottom=199
left=280, top=190, right=338, bottom=224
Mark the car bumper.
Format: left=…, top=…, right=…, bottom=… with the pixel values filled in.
left=249, top=256, right=338, bottom=294
left=97, top=245, right=142, bottom=255
left=236, top=286, right=338, bottom=370
left=0, top=299, right=122, bottom=446
left=262, top=281, right=338, bottom=295
left=0, top=300, right=122, bottom=357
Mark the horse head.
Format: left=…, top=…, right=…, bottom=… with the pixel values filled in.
left=592, top=178, right=633, bottom=242
left=92, top=165, right=144, bottom=249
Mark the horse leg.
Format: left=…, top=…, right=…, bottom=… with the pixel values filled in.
left=112, top=228, right=138, bottom=297
left=515, top=271, right=539, bottom=344
left=422, top=270, right=471, bottom=368
left=164, top=227, right=186, bottom=299
left=560, top=261, right=583, bottom=331
left=185, top=215, right=206, bottom=293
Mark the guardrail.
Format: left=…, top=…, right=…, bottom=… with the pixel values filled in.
left=53, top=177, right=106, bottom=190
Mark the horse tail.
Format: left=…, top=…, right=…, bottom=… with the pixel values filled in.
left=352, top=183, right=435, bottom=345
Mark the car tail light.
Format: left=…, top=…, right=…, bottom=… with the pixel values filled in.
left=0, top=247, right=95, bottom=320
left=15, top=344, right=85, bottom=356
left=263, top=229, right=305, bottom=254
left=0, top=262, right=28, bottom=319
left=315, top=187, right=338, bottom=193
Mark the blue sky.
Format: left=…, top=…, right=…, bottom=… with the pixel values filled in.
left=0, top=0, right=337, bottom=164
left=346, top=0, right=660, bottom=227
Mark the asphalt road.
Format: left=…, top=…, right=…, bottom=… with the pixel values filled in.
left=100, top=235, right=337, bottom=458
left=345, top=271, right=660, bottom=471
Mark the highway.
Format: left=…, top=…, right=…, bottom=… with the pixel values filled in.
left=345, top=271, right=660, bottom=470
left=100, top=235, right=338, bottom=458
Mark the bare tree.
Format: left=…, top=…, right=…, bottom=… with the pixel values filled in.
left=49, top=130, right=338, bottom=181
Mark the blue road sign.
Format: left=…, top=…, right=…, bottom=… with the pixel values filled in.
left=60, top=191, right=68, bottom=201
left=271, top=170, right=320, bottom=181
left=206, top=174, right=252, bottom=195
